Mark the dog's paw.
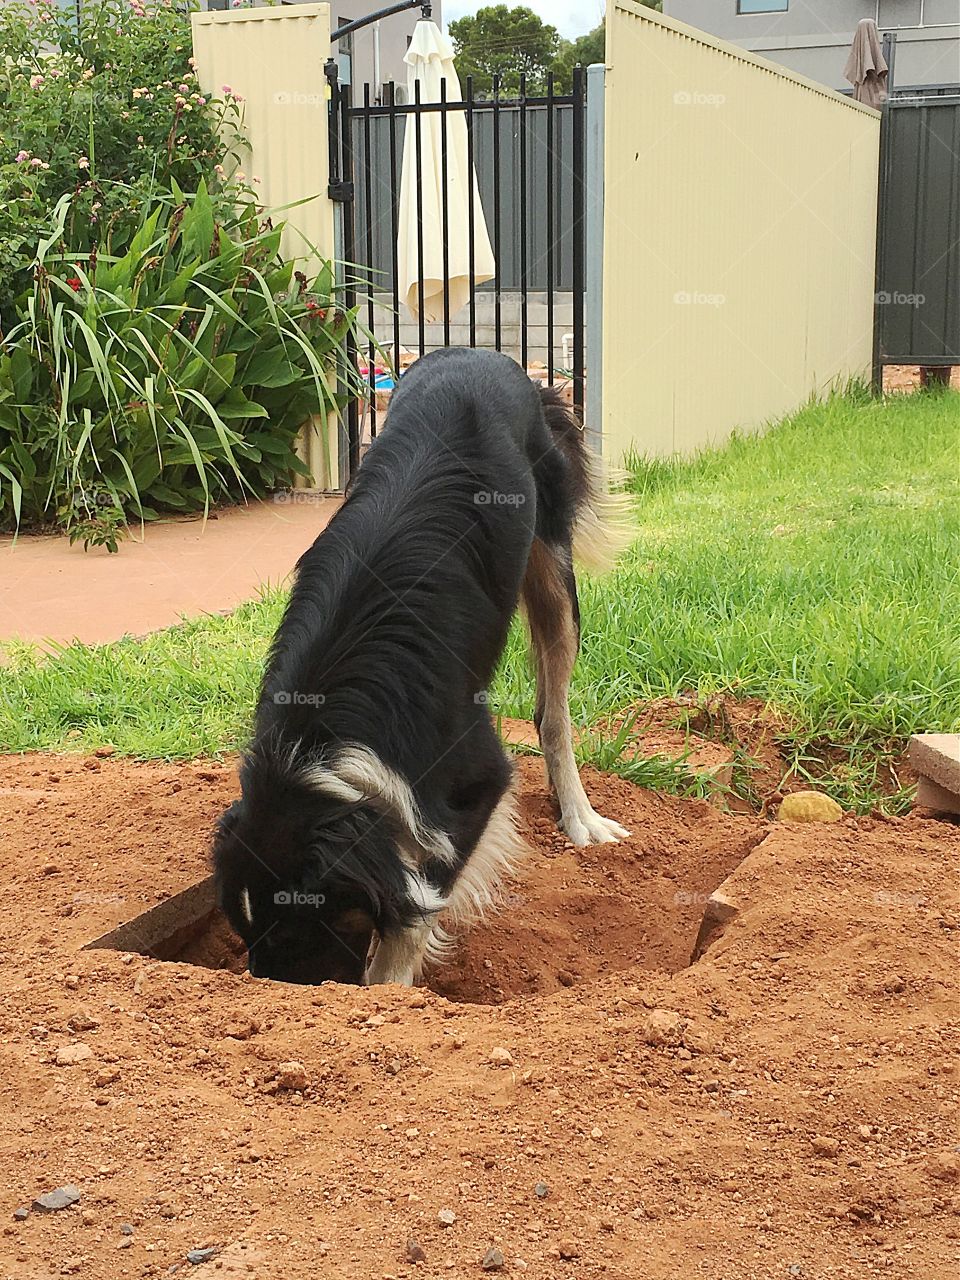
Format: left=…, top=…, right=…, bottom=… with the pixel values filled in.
left=561, top=808, right=630, bottom=846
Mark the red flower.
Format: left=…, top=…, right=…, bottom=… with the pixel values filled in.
left=66, top=277, right=82, bottom=292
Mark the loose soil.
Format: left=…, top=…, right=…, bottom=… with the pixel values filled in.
left=0, top=751, right=958, bottom=1279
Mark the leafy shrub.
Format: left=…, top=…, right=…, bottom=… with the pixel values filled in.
left=0, top=0, right=245, bottom=324
left=0, top=183, right=353, bottom=536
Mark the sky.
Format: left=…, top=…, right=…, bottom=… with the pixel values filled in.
left=441, top=2, right=606, bottom=41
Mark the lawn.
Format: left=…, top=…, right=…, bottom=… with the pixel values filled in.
left=2, top=386, right=957, bottom=809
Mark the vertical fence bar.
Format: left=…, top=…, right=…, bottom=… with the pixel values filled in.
left=414, top=78, right=426, bottom=357
left=546, top=72, right=555, bottom=385
left=585, top=63, right=606, bottom=451
left=440, top=78, right=451, bottom=348
left=388, top=81, right=402, bottom=374
left=466, top=75, right=477, bottom=347
left=493, top=75, right=502, bottom=352
left=339, top=80, right=360, bottom=478
left=362, top=83, right=378, bottom=441
left=519, top=72, right=528, bottom=371
left=571, top=63, right=586, bottom=418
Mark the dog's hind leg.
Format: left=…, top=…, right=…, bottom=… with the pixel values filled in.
left=522, top=539, right=629, bottom=846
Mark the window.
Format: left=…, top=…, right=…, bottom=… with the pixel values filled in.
left=337, top=15, right=354, bottom=86
left=737, top=0, right=789, bottom=12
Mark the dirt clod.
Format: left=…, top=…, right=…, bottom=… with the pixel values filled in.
left=481, top=1246, right=505, bottom=1271
left=488, top=1047, right=514, bottom=1067
left=640, top=1009, right=684, bottom=1047
left=54, top=1042, right=93, bottom=1066
left=437, top=1209, right=456, bottom=1227
left=404, top=1238, right=427, bottom=1263
left=809, top=1136, right=840, bottom=1158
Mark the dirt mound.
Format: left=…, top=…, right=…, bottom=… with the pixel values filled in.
left=0, top=751, right=957, bottom=1279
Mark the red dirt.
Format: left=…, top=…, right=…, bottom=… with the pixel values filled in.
left=1, top=752, right=958, bottom=1280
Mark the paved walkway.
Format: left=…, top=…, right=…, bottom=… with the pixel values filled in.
left=0, top=497, right=340, bottom=649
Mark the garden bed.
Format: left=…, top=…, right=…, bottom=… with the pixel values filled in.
left=1, top=751, right=957, bottom=1279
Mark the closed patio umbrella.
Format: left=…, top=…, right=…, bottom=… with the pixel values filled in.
left=397, top=19, right=496, bottom=324
left=844, top=18, right=888, bottom=109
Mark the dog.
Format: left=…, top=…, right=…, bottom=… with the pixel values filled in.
left=213, top=347, right=630, bottom=986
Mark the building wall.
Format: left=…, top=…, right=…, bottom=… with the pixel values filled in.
left=662, top=0, right=959, bottom=91
left=201, top=0, right=439, bottom=98
left=603, top=2, right=881, bottom=461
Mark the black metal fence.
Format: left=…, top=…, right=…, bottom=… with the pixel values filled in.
left=874, top=93, right=960, bottom=376
left=327, top=68, right=587, bottom=480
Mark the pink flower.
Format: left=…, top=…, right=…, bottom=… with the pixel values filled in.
left=29, top=157, right=44, bottom=168
left=78, top=156, right=90, bottom=169
left=15, top=150, right=30, bottom=163
left=29, top=74, right=44, bottom=89
left=178, top=83, right=189, bottom=93
left=188, top=56, right=197, bottom=68
left=221, top=84, right=232, bottom=96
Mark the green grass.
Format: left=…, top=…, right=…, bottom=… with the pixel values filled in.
left=2, top=386, right=958, bottom=809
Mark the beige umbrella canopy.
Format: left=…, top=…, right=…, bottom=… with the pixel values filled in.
left=397, top=19, right=496, bottom=324
left=844, top=18, right=888, bottom=109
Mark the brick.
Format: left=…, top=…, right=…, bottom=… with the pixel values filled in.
left=908, top=734, right=960, bottom=795
left=916, top=776, right=960, bottom=815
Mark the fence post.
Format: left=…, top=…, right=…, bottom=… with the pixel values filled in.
left=585, top=62, right=606, bottom=454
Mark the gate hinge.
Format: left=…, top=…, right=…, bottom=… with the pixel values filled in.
left=328, top=179, right=355, bottom=203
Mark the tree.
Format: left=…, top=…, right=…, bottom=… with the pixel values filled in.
left=553, top=23, right=605, bottom=93
left=449, top=5, right=562, bottom=97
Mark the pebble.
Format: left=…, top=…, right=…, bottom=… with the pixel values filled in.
left=534, top=1182, right=550, bottom=1199
left=482, top=1246, right=505, bottom=1271
left=94, top=744, right=116, bottom=758
left=810, top=1136, right=840, bottom=1157
left=81, top=1209, right=97, bottom=1226
left=33, top=1186, right=81, bottom=1213
left=558, top=1241, right=580, bottom=1260
left=437, top=1209, right=457, bottom=1227
left=13, top=1208, right=29, bottom=1222
left=556, top=970, right=575, bottom=987
left=488, top=1048, right=514, bottom=1067
left=120, top=1223, right=135, bottom=1235
left=928, top=1151, right=960, bottom=1182
left=55, top=1043, right=93, bottom=1066
left=409, top=991, right=427, bottom=1009
left=186, top=1247, right=218, bottom=1264
left=405, top=1239, right=427, bottom=1263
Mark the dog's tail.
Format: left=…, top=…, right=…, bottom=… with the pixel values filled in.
left=538, top=385, right=634, bottom=573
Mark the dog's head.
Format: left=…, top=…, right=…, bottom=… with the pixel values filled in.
left=212, top=750, right=418, bottom=985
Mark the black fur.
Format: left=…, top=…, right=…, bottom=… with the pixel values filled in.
left=213, top=347, right=594, bottom=984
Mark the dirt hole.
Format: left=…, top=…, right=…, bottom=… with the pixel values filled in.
left=87, top=763, right=763, bottom=1004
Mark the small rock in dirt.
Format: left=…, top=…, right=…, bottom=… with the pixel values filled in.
left=81, top=1209, right=97, bottom=1226
left=409, top=991, right=427, bottom=1009
left=482, top=1246, right=505, bottom=1271
left=437, top=1209, right=457, bottom=1227
left=787, top=1266, right=803, bottom=1278
left=275, top=1061, right=308, bottom=1091
left=703, top=1079, right=721, bottom=1093
left=558, top=1240, right=580, bottom=1260
left=33, top=1186, right=81, bottom=1213
left=12, top=1208, right=29, bottom=1222
left=95, top=1067, right=120, bottom=1087
left=222, top=1019, right=259, bottom=1041
left=778, top=791, right=843, bottom=823
left=534, top=1182, right=550, bottom=1199
left=556, top=970, right=575, bottom=987
left=186, top=1247, right=218, bottom=1265
left=405, top=1239, right=427, bottom=1263
left=67, top=1013, right=99, bottom=1033
left=928, top=1152, right=960, bottom=1182
left=810, top=1136, right=840, bottom=1158
left=120, top=1223, right=135, bottom=1236
left=94, top=745, right=116, bottom=758
left=55, top=1043, right=93, bottom=1066
left=640, top=1009, right=684, bottom=1047
left=488, top=1047, right=514, bottom=1067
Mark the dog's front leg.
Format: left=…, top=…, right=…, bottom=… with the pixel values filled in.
left=365, top=921, right=437, bottom=987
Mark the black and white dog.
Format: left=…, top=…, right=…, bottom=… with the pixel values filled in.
left=213, top=347, right=629, bottom=986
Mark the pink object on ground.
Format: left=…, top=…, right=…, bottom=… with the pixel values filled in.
left=0, top=497, right=340, bottom=649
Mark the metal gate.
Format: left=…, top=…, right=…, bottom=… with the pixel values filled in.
left=326, top=66, right=588, bottom=480
left=874, top=93, right=960, bottom=379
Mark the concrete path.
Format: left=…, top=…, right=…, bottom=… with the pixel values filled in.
left=0, top=497, right=340, bottom=649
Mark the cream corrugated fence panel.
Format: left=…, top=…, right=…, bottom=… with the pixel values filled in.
left=602, top=2, right=881, bottom=460
left=191, top=5, right=338, bottom=488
